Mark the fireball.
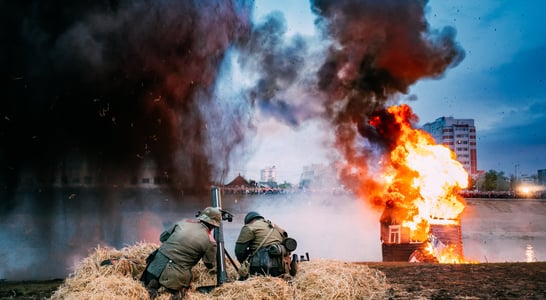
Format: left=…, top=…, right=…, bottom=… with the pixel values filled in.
left=369, top=105, right=470, bottom=263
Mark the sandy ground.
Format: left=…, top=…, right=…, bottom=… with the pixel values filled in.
left=1, top=262, right=545, bottom=299
left=367, top=261, right=546, bottom=299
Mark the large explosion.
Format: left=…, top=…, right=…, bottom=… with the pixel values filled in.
left=371, top=105, right=469, bottom=263
left=1, top=0, right=467, bottom=278
left=308, top=0, right=467, bottom=262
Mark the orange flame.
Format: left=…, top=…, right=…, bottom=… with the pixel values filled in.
left=372, top=105, right=471, bottom=263
left=423, top=238, right=478, bottom=264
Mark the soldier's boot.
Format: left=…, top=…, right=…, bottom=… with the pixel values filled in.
left=169, top=287, right=187, bottom=300
left=147, top=288, right=158, bottom=300
left=146, top=278, right=159, bottom=300
left=289, top=254, right=298, bottom=276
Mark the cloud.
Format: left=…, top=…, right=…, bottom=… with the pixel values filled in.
left=477, top=102, right=546, bottom=173
left=491, top=44, right=546, bottom=101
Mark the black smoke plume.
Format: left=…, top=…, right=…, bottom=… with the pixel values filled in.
left=238, top=11, right=312, bottom=127
left=0, top=0, right=253, bottom=212
left=310, top=0, right=465, bottom=192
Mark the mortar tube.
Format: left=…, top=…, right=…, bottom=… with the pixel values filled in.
left=211, top=186, right=227, bottom=285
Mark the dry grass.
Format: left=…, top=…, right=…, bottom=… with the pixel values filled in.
left=50, top=243, right=390, bottom=300
left=291, top=259, right=389, bottom=299
left=50, top=242, right=156, bottom=300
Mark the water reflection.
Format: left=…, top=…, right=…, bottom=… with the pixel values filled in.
left=526, top=244, right=537, bottom=262
left=2, top=192, right=545, bottom=280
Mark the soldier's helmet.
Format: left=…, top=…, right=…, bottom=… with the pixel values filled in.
left=198, top=207, right=222, bottom=227
left=244, top=211, right=263, bottom=224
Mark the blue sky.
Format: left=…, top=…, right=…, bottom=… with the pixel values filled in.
left=235, top=0, right=546, bottom=183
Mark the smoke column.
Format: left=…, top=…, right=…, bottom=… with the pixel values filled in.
left=309, top=0, right=465, bottom=203
left=0, top=0, right=253, bottom=210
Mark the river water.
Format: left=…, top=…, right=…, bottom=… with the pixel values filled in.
left=1, top=188, right=544, bottom=280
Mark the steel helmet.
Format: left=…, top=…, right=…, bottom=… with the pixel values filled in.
left=244, top=211, right=263, bottom=224
left=198, top=207, right=222, bottom=227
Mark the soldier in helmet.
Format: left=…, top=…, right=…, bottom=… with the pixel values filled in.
left=234, top=211, right=297, bottom=279
left=141, top=207, right=221, bottom=300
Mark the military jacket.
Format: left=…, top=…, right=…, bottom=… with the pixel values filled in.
left=159, top=219, right=216, bottom=269
left=235, top=219, right=286, bottom=257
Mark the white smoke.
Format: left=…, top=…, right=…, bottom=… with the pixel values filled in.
left=222, top=191, right=382, bottom=262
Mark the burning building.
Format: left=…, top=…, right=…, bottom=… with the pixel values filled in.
left=380, top=199, right=465, bottom=263
left=369, top=106, right=469, bottom=263
left=306, top=1, right=467, bottom=264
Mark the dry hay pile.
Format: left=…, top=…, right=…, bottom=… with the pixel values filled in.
left=50, top=242, right=157, bottom=300
left=291, top=259, right=390, bottom=299
left=50, top=244, right=390, bottom=300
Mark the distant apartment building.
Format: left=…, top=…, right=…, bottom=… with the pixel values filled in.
left=538, top=169, right=546, bottom=186
left=299, top=164, right=324, bottom=188
left=260, top=166, right=277, bottom=182
left=299, top=163, right=340, bottom=190
left=422, top=117, right=477, bottom=176
left=43, top=157, right=169, bottom=188
left=519, top=174, right=535, bottom=185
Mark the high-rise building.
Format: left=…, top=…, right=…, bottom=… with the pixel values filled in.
left=422, top=117, right=477, bottom=175
left=299, top=163, right=326, bottom=188
left=260, top=166, right=277, bottom=182
left=538, top=169, right=546, bottom=186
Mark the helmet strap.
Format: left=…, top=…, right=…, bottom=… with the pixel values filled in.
left=201, top=221, right=216, bottom=230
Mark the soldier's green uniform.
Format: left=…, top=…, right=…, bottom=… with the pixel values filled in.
left=235, top=212, right=292, bottom=278
left=147, top=219, right=216, bottom=289
left=141, top=207, right=221, bottom=300
left=235, top=218, right=286, bottom=261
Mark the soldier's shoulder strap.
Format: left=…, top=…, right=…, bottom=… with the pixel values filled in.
left=246, top=227, right=274, bottom=262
